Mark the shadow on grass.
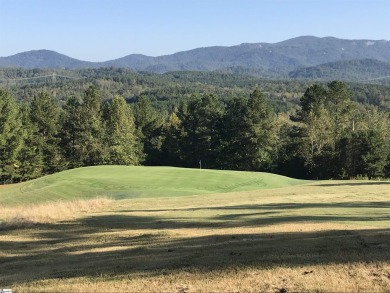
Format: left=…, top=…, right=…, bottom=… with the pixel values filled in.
left=121, top=200, right=390, bottom=213
left=1, top=201, right=390, bottom=286
left=313, top=181, right=390, bottom=187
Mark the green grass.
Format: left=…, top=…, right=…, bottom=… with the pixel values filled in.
left=0, top=165, right=307, bottom=206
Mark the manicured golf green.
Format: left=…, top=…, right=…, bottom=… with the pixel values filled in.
left=0, top=165, right=307, bottom=206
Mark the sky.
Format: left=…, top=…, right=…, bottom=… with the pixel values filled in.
left=0, top=0, right=389, bottom=61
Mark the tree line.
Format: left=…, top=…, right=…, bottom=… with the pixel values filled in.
left=3, top=67, right=390, bottom=113
left=1, top=80, right=389, bottom=184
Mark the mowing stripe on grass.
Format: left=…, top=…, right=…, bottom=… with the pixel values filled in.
left=0, top=165, right=308, bottom=206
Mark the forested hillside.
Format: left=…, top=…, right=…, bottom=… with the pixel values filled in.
left=2, top=68, right=390, bottom=111
left=2, top=36, right=390, bottom=78
left=1, top=68, right=390, bottom=183
left=289, top=59, right=390, bottom=82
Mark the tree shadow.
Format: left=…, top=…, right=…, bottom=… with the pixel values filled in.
left=120, top=200, right=390, bottom=213
left=1, top=201, right=390, bottom=286
left=313, top=181, right=390, bottom=187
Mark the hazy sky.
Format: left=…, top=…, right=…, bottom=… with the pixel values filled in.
left=1, top=0, right=389, bottom=61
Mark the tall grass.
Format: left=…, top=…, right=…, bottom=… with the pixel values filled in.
left=0, top=197, right=112, bottom=229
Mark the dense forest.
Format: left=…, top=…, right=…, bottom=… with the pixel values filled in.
left=1, top=68, right=390, bottom=183
left=289, top=59, right=390, bottom=82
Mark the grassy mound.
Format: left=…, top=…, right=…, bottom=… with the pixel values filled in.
left=0, top=165, right=307, bottom=206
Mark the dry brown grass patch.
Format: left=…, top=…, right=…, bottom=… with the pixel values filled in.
left=2, top=181, right=390, bottom=292
left=13, top=262, right=390, bottom=293
left=0, top=197, right=112, bottom=229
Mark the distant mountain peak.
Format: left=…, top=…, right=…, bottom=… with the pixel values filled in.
left=1, top=36, right=390, bottom=76
left=0, top=49, right=95, bottom=69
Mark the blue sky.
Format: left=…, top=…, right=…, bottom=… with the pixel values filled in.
left=0, top=0, right=389, bottom=61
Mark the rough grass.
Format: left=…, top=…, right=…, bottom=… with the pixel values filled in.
left=1, top=180, right=390, bottom=292
left=0, top=197, right=112, bottom=230
left=0, top=165, right=307, bottom=206
left=14, top=264, right=390, bottom=293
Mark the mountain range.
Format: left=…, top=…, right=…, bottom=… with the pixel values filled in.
left=1, top=36, right=390, bottom=80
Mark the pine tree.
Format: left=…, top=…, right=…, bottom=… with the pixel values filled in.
left=327, top=81, right=353, bottom=140
left=245, top=88, right=277, bottom=170
left=219, top=89, right=276, bottom=171
left=30, top=91, right=62, bottom=174
left=177, top=94, right=224, bottom=168
left=359, top=109, right=390, bottom=178
left=275, top=123, right=308, bottom=179
left=17, top=104, right=43, bottom=181
left=160, top=111, right=183, bottom=166
left=133, top=96, right=163, bottom=165
left=79, top=85, right=106, bottom=165
left=294, top=84, right=327, bottom=122
left=218, top=97, right=251, bottom=170
left=105, top=96, right=140, bottom=165
left=0, top=90, right=24, bottom=183
left=59, top=95, right=83, bottom=168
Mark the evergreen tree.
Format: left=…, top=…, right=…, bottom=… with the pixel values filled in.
left=275, top=123, right=309, bottom=179
left=245, top=88, right=277, bottom=170
left=0, top=90, right=24, bottom=183
left=133, top=96, right=163, bottom=165
left=219, top=89, right=276, bottom=171
left=327, top=81, right=354, bottom=140
left=358, top=109, right=390, bottom=178
left=361, top=129, right=389, bottom=178
left=294, top=84, right=327, bottom=122
left=59, top=95, right=83, bottom=168
left=30, top=91, right=62, bottom=174
left=79, top=85, right=106, bottom=165
left=105, top=96, right=140, bottom=165
left=160, top=111, right=184, bottom=166
left=177, top=94, right=224, bottom=168
left=218, top=97, right=251, bottom=170
left=17, top=104, right=43, bottom=181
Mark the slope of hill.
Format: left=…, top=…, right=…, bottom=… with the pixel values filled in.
left=1, top=36, right=390, bottom=76
left=0, top=49, right=97, bottom=69
left=289, top=59, right=390, bottom=81
left=95, top=36, right=390, bottom=74
left=0, top=165, right=307, bottom=206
